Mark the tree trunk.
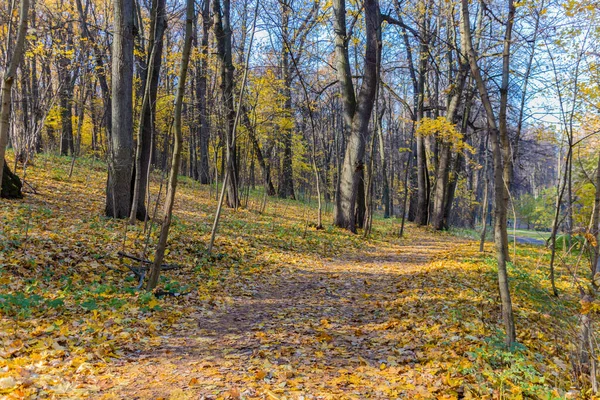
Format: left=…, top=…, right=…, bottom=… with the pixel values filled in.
left=59, top=86, right=74, bottom=156
left=75, top=0, right=112, bottom=140
left=213, top=0, right=239, bottom=208
left=106, top=0, right=135, bottom=219
left=147, top=0, right=194, bottom=290
left=355, top=168, right=366, bottom=229
left=363, top=100, right=380, bottom=234
left=594, top=152, right=600, bottom=274
left=479, top=138, right=489, bottom=251
left=461, top=0, right=516, bottom=347
left=399, top=122, right=414, bottom=237
left=29, top=0, right=43, bottom=155
left=498, top=0, right=516, bottom=259
left=432, top=55, right=469, bottom=230
left=130, top=0, right=166, bottom=222
left=278, top=5, right=295, bottom=200
left=432, top=145, right=450, bottom=230
left=243, top=107, right=276, bottom=195
left=196, top=0, right=211, bottom=184
left=1, top=162, right=23, bottom=199
left=377, top=102, right=390, bottom=218
left=332, top=0, right=381, bottom=232
left=0, top=0, right=30, bottom=186
left=415, top=5, right=430, bottom=226
left=58, top=34, right=75, bottom=157
left=208, top=0, right=258, bottom=252
left=548, top=146, right=570, bottom=296
left=444, top=152, right=463, bottom=228
left=16, top=59, right=30, bottom=163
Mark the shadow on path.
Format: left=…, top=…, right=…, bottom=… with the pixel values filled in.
left=100, top=232, right=474, bottom=399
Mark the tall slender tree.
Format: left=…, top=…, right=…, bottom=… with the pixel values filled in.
left=195, top=0, right=211, bottom=184
left=460, top=0, right=516, bottom=347
left=594, top=152, right=600, bottom=274
left=130, top=0, right=167, bottom=222
left=147, top=0, right=194, bottom=290
left=214, top=0, right=239, bottom=208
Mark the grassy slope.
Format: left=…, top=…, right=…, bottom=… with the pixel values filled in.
left=0, top=154, right=594, bottom=399
left=452, top=227, right=550, bottom=243
left=509, top=229, right=551, bottom=241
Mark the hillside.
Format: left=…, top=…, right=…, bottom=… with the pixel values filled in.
left=0, top=155, right=589, bottom=399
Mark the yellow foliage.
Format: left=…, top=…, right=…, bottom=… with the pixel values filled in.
left=45, top=106, right=62, bottom=132
left=416, top=116, right=475, bottom=154
left=247, top=69, right=293, bottom=142
left=0, top=153, right=593, bottom=398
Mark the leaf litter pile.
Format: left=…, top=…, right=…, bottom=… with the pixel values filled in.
left=0, top=155, right=591, bottom=399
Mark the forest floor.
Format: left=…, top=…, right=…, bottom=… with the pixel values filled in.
left=0, top=154, right=592, bottom=399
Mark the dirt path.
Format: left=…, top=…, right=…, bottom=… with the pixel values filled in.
left=99, top=233, right=462, bottom=399
left=513, top=236, right=545, bottom=246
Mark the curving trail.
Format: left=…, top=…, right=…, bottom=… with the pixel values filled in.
left=100, top=231, right=466, bottom=399
left=0, top=156, right=576, bottom=399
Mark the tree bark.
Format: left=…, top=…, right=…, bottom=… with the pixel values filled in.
left=377, top=101, right=389, bottom=218
left=355, top=168, right=366, bottom=229
left=243, top=106, right=276, bottom=195
left=447, top=83, right=475, bottom=228
left=0, top=0, right=29, bottom=186
left=332, top=0, right=381, bottom=232
left=208, top=0, right=258, bottom=252
left=498, top=0, right=516, bottom=258
left=130, top=0, right=166, bottom=222
left=479, top=138, right=490, bottom=251
left=594, top=152, right=600, bottom=274
left=57, top=27, right=75, bottom=157
left=75, top=0, right=112, bottom=140
left=415, top=4, right=430, bottom=226
left=461, top=0, right=516, bottom=347
left=1, top=161, right=23, bottom=199
left=147, top=0, right=194, bottom=290
left=106, top=0, right=135, bottom=218
left=431, top=49, right=469, bottom=230
left=195, top=0, right=211, bottom=184
left=548, top=146, right=570, bottom=296
left=213, top=0, right=239, bottom=208
left=277, top=2, right=296, bottom=200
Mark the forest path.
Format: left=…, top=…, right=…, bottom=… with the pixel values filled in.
left=0, top=157, right=578, bottom=399
left=513, top=236, right=545, bottom=246
left=100, top=231, right=465, bottom=399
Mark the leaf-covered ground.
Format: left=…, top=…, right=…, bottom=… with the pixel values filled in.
left=0, top=154, right=592, bottom=399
